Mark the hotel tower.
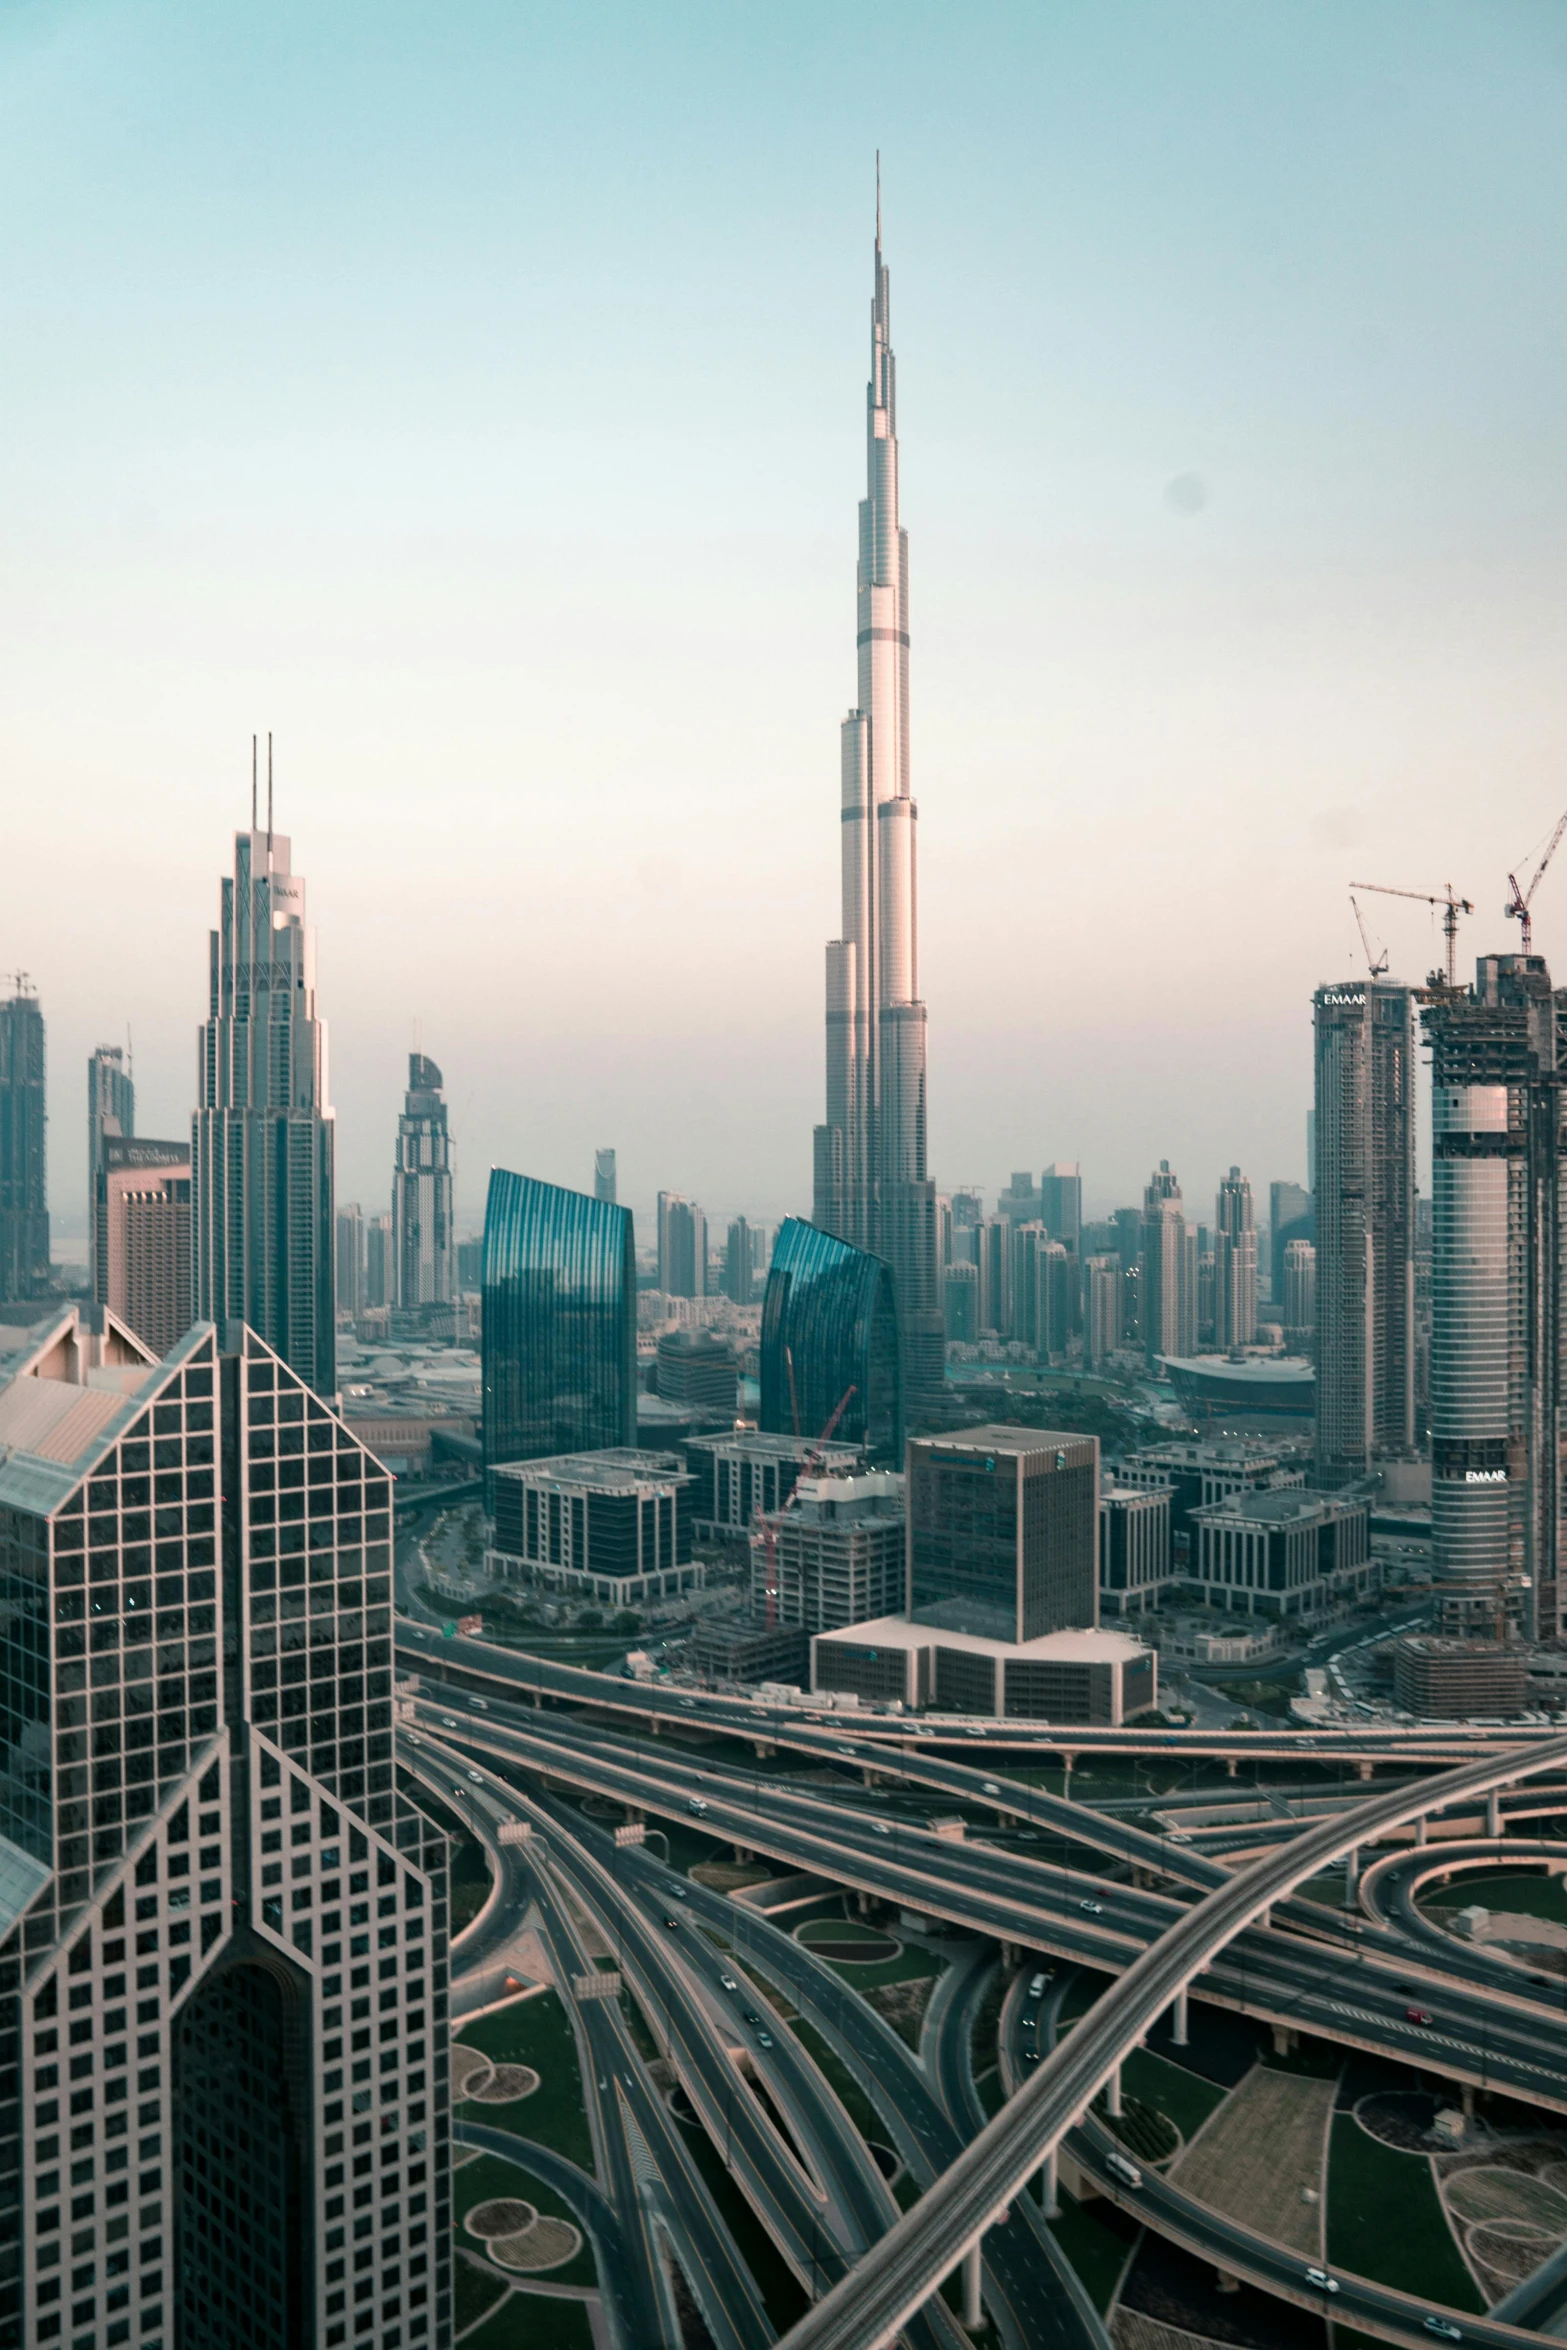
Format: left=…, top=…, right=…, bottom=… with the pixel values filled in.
left=812, top=195, right=944, bottom=1420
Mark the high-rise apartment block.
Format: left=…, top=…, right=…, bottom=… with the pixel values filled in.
left=1268, top=1180, right=1313, bottom=1307
left=1282, top=1239, right=1316, bottom=1343
left=192, top=823, right=335, bottom=1399
left=906, top=1426, right=1099, bottom=1642
left=365, top=1214, right=395, bottom=1311
left=811, top=209, right=944, bottom=1421
left=1214, top=1165, right=1257, bottom=1351
left=1424, top=955, right=1566, bottom=1637
left=481, top=1168, right=636, bottom=1472
left=336, top=1202, right=365, bottom=1320
left=393, top=1054, right=453, bottom=1309
left=1313, top=979, right=1416, bottom=1483
left=0, top=1305, right=452, bottom=2350
left=656, top=1193, right=706, bottom=1299
left=100, top=1144, right=193, bottom=1358
left=0, top=984, right=49, bottom=1303
left=722, top=1216, right=759, bottom=1306
left=1083, top=1255, right=1122, bottom=1367
left=1140, top=1162, right=1194, bottom=1368
left=88, top=1045, right=136, bottom=1303
left=1039, top=1163, right=1082, bottom=1255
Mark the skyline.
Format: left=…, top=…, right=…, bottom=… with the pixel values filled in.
left=6, top=2, right=1567, bottom=1235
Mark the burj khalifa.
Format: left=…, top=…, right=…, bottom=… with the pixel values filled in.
left=812, top=194, right=945, bottom=1420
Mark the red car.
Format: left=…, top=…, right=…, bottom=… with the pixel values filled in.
left=1406, top=2005, right=1434, bottom=2025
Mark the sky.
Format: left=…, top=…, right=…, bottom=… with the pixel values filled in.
left=4, top=0, right=1567, bottom=1249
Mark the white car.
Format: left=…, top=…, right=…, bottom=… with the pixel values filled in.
left=719, top=1974, right=739, bottom=1992
left=872, top=1822, right=891, bottom=1836
left=1304, top=2270, right=1340, bottom=2297
left=982, top=1781, right=1001, bottom=1796
left=467, top=1771, right=483, bottom=1785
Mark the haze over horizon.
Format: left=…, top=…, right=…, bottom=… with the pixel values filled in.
left=5, top=0, right=1567, bottom=1246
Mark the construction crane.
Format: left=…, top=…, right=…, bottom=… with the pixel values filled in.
left=758, top=1384, right=857, bottom=1631
left=1348, top=894, right=1389, bottom=978
left=1503, top=807, right=1567, bottom=953
left=1349, top=880, right=1473, bottom=991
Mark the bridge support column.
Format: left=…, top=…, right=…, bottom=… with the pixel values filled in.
left=1171, top=1987, right=1189, bottom=2047
left=1041, top=2147, right=1060, bottom=2219
left=1415, top=1816, right=1427, bottom=1847
left=857, top=1890, right=871, bottom=1915
left=1271, top=2023, right=1297, bottom=2056
left=962, top=2239, right=983, bottom=2330
left=1487, top=1789, right=1502, bottom=1840
left=1105, top=2064, right=1123, bottom=2120
left=1343, top=1847, right=1360, bottom=1908
left=1357, top=1758, right=1372, bottom=1781
left=1225, top=1757, right=1238, bottom=1779
left=1061, top=1753, right=1077, bottom=1799
left=1461, top=2083, right=1475, bottom=2118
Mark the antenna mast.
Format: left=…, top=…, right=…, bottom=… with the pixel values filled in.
left=251, top=734, right=258, bottom=831
left=266, top=732, right=274, bottom=849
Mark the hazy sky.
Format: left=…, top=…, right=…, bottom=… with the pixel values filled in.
left=4, top=1, right=1567, bottom=1247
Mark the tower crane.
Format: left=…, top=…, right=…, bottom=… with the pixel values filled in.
left=1348, top=895, right=1389, bottom=978
left=758, top=1384, right=857, bottom=1632
left=1503, top=807, right=1567, bottom=953
left=1348, top=880, right=1473, bottom=991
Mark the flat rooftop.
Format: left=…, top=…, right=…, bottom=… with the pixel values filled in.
left=492, top=1447, right=689, bottom=1490
left=911, top=1424, right=1096, bottom=1458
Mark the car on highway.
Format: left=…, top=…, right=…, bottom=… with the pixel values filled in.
left=1028, top=1972, right=1048, bottom=1996
left=466, top=1771, right=483, bottom=1784
left=687, top=1798, right=708, bottom=1816
left=982, top=1781, right=1001, bottom=1795
left=964, top=1726, right=986, bottom=1737
left=1405, top=2005, right=1434, bottom=2025
left=719, top=1974, right=739, bottom=1992
left=1422, top=2320, right=1463, bottom=2342
left=663, top=1917, right=680, bottom=1930
left=743, top=2010, right=763, bottom=2026
left=1023, top=2048, right=1040, bottom=2063
left=1104, top=2150, right=1141, bottom=2188
left=1079, top=1899, right=1104, bottom=1916
left=680, top=1698, right=696, bottom=1709
left=872, top=1822, right=892, bottom=1836
left=468, top=1696, right=488, bottom=1711
left=1304, top=2270, right=1340, bottom=2296
left=440, top=1717, right=458, bottom=1728
left=756, top=2030, right=774, bottom=2048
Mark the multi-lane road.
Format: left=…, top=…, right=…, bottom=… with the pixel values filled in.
left=397, top=1613, right=1567, bottom=2349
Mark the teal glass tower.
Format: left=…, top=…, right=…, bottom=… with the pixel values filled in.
left=481, top=1169, right=637, bottom=1472
left=759, top=1216, right=902, bottom=1463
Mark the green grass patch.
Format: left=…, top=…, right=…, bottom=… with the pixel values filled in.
left=456, top=1993, right=593, bottom=2172
left=671, top=2104, right=809, bottom=2334
left=454, top=2253, right=509, bottom=2332
left=893, top=2170, right=921, bottom=2211
left=788, top=2016, right=885, bottom=2145
left=1047, top=2188, right=1139, bottom=2313
left=450, top=2152, right=597, bottom=2289
left=1119, top=2048, right=1226, bottom=2146
left=1326, top=2114, right=1483, bottom=2311
left=456, top=2292, right=595, bottom=2350
left=451, top=1834, right=494, bottom=1930
left=975, top=2066, right=1004, bottom=2120
left=815, top=1942, right=939, bottom=1991
left=1424, top=1872, right=1567, bottom=1926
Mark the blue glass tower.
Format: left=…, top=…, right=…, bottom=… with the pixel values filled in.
left=759, top=1216, right=902, bottom=1462
left=482, top=1169, right=637, bottom=1472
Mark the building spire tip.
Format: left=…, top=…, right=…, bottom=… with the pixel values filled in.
left=875, top=150, right=881, bottom=251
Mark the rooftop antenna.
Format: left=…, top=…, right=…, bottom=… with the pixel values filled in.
left=875, top=150, right=881, bottom=250
left=266, top=731, right=273, bottom=850
left=251, top=734, right=258, bottom=831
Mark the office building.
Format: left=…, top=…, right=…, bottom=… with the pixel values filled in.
left=907, top=1425, right=1098, bottom=1643
left=812, top=1617, right=1154, bottom=1723
left=973, top=1217, right=1007, bottom=1336
left=88, top=1044, right=135, bottom=1302
left=101, top=1145, right=193, bottom=1358
left=488, top=1448, right=697, bottom=1605
left=759, top=1216, right=902, bottom=1462
left=1083, top=1255, right=1122, bottom=1368
left=0, top=984, right=49, bottom=1303
left=192, top=817, right=335, bottom=1399
left=1214, top=1166, right=1257, bottom=1351
left=455, top=1235, right=483, bottom=1291
left=1282, top=1239, right=1316, bottom=1344
left=656, top=1193, right=706, bottom=1299
left=1039, top=1163, right=1082, bottom=1255
left=1313, top=978, right=1417, bottom=1483
left=594, top=1148, right=617, bottom=1205
left=691, top=1617, right=810, bottom=1688
left=722, top=1217, right=758, bottom=1306
left=393, top=1053, right=454, bottom=1310
left=1268, top=1180, right=1313, bottom=1307
left=1099, top=1484, right=1173, bottom=1617
left=1391, top=1636, right=1529, bottom=1721
left=1140, top=1162, right=1193, bottom=1368
left=0, top=1304, right=453, bottom=2350
left=810, top=204, right=944, bottom=1422
left=1190, top=1484, right=1374, bottom=1620
left=481, top=1168, right=636, bottom=1475
left=336, top=1202, right=365, bottom=1320
left=686, top=1428, right=862, bottom=1534
left=1424, top=954, right=1565, bottom=1637
left=654, top=1328, right=736, bottom=1413
left=752, top=1469, right=907, bottom=1632
left=365, top=1213, right=395, bottom=1310
left=943, top=1261, right=978, bottom=1342
left=997, top=1172, right=1040, bottom=1227
left=1114, top=1436, right=1305, bottom=1565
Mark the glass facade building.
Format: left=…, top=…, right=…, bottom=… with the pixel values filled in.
left=906, top=1425, right=1099, bottom=1643
left=758, top=1217, right=902, bottom=1462
left=481, top=1169, right=636, bottom=1474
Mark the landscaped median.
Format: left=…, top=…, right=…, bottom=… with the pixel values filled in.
left=454, top=1990, right=594, bottom=2171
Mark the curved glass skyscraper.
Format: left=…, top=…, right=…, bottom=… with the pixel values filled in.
left=760, top=1216, right=902, bottom=1462
left=481, top=1169, right=636, bottom=1471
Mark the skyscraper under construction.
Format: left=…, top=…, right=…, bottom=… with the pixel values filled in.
left=812, top=193, right=943, bottom=1422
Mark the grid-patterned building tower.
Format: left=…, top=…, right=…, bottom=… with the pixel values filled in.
left=192, top=816, right=336, bottom=1399
left=88, top=1046, right=135, bottom=1305
left=393, top=1054, right=454, bottom=1310
left=812, top=194, right=944, bottom=1423
left=1313, top=980, right=1417, bottom=1483
left=0, top=985, right=49, bottom=1304
left=0, top=1305, right=452, bottom=2350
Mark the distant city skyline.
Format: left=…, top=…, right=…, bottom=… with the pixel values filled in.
left=5, top=3, right=1565, bottom=1242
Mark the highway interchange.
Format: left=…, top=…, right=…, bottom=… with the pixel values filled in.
left=392, top=1521, right=1567, bottom=2350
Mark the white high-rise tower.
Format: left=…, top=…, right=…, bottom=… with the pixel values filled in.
left=813, top=181, right=943, bottom=1419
